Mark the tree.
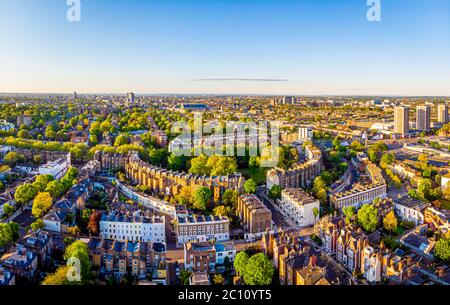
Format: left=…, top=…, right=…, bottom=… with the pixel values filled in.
left=4, top=151, right=23, bottom=167
left=0, top=222, right=19, bottom=247
left=87, top=211, right=102, bottom=235
left=249, top=156, right=259, bottom=168
left=33, top=174, right=54, bottom=192
left=234, top=251, right=249, bottom=276
left=42, top=266, right=77, bottom=285
left=14, top=183, right=38, bottom=205
left=357, top=204, right=379, bottom=233
left=342, top=206, right=356, bottom=224
left=2, top=203, right=13, bottom=216
left=380, top=152, right=395, bottom=169
left=179, top=270, right=192, bottom=285
left=383, top=211, right=398, bottom=235
left=168, top=154, right=188, bottom=171
left=189, top=154, right=210, bottom=175
left=244, top=179, right=257, bottom=194
left=31, top=219, right=45, bottom=231
left=206, top=155, right=238, bottom=176
left=213, top=274, right=224, bottom=285
left=213, top=205, right=227, bottom=217
left=67, top=226, right=80, bottom=236
left=222, top=189, right=238, bottom=207
left=320, top=171, right=333, bottom=185
left=64, top=240, right=90, bottom=282
left=32, top=192, right=53, bottom=218
left=192, top=187, right=212, bottom=211
left=114, top=134, right=130, bottom=147
left=100, top=121, right=112, bottom=133
left=313, top=207, right=320, bottom=219
left=435, top=237, right=450, bottom=262
left=268, top=185, right=282, bottom=200
left=243, top=253, right=274, bottom=285
left=45, top=180, right=64, bottom=199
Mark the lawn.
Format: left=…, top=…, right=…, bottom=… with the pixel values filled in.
left=438, top=199, right=450, bottom=211
left=239, top=167, right=268, bottom=186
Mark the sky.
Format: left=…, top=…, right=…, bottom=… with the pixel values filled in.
left=0, top=0, right=449, bottom=96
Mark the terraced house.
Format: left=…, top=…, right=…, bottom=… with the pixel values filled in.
left=103, top=152, right=245, bottom=204
left=266, top=144, right=322, bottom=190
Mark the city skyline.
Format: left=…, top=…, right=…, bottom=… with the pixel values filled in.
left=0, top=0, right=450, bottom=96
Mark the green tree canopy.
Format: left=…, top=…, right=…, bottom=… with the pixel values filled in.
left=244, top=179, right=257, bottom=194
left=14, top=183, right=38, bottom=205
left=435, top=237, right=450, bottom=262
left=234, top=251, right=249, bottom=276
left=192, top=187, right=212, bottom=211
left=357, top=204, right=379, bottom=233
left=243, top=253, right=274, bottom=285
left=32, top=192, right=53, bottom=218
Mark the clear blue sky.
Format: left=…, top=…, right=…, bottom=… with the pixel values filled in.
left=0, top=0, right=449, bottom=96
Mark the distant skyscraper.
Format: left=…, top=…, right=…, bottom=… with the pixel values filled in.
left=299, top=127, right=313, bottom=141
left=438, top=104, right=449, bottom=124
left=416, top=105, right=431, bottom=132
left=394, top=106, right=409, bottom=135
left=127, top=92, right=135, bottom=104
left=73, top=91, right=77, bottom=99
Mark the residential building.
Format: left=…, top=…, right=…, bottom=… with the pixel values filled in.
left=100, top=210, right=166, bottom=243
left=400, top=226, right=435, bottom=259
left=394, top=106, right=409, bottom=136
left=87, top=238, right=166, bottom=280
left=16, top=114, right=32, bottom=127
left=126, top=92, right=135, bottom=104
left=424, top=207, right=450, bottom=234
left=237, top=194, right=272, bottom=237
left=266, top=144, right=322, bottom=190
left=442, top=173, right=450, bottom=191
left=214, top=241, right=236, bottom=266
left=416, top=105, right=431, bottom=132
left=38, top=157, right=70, bottom=179
left=331, top=162, right=386, bottom=210
left=17, top=231, right=53, bottom=266
left=0, top=267, right=15, bottom=285
left=295, top=256, right=329, bottom=285
left=313, top=215, right=345, bottom=255
left=438, top=104, right=449, bottom=124
left=0, top=245, right=38, bottom=279
left=124, top=152, right=244, bottom=205
left=394, top=196, right=430, bottom=225
left=0, top=120, right=14, bottom=132
left=184, top=241, right=216, bottom=272
left=280, top=188, right=319, bottom=227
left=298, top=126, right=313, bottom=141
left=174, top=213, right=230, bottom=246
left=336, top=228, right=370, bottom=273
left=189, top=272, right=211, bottom=285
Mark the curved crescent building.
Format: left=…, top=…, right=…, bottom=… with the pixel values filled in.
left=266, top=144, right=323, bottom=190
left=95, top=151, right=245, bottom=204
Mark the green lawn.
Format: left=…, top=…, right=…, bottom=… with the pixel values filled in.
left=239, top=167, right=268, bottom=186
left=439, top=199, right=450, bottom=211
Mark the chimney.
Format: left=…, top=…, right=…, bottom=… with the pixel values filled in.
left=309, top=255, right=317, bottom=268
left=406, top=256, right=413, bottom=267
left=437, top=268, right=445, bottom=278
left=407, top=268, right=413, bottom=278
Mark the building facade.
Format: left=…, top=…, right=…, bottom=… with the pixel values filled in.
left=416, top=105, right=431, bottom=132
left=175, top=213, right=230, bottom=246
left=266, top=144, right=322, bottom=190
left=237, top=194, right=272, bottom=236
left=394, top=106, right=409, bottom=136
left=100, top=211, right=166, bottom=243
left=280, top=188, right=320, bottom=227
